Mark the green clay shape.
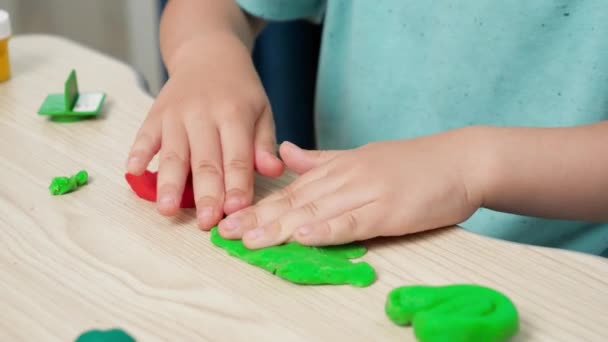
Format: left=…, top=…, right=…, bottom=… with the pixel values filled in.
left=210, top=227, right=375, bottom=287
left=38, top=69, right=106, bottom=119
left=49, top=170, right=88, bottom=195
left=386, top=284, right=519, bottom=342
left=75, top=329, right=135, bottom=342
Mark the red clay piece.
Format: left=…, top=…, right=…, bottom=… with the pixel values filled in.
left=125, top=170, right=195, bottom=208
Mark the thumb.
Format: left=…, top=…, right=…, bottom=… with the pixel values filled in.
left=279, top=141, right=340, bottom=174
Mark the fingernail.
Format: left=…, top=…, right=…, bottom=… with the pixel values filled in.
left=198, top=207, right=214, bottom=221
left=226, top=195, right=244, bottom=208
left=245, top=228, right=264, bottom=240
left=126, top=156, right=140, bottom=169
left=221, top=217, right=240, bottom=231
left=159, top=194, right=175, bottom=206
left=287, top=141, right=302, bottom=151
left=298, top=226, right=312, bottom=236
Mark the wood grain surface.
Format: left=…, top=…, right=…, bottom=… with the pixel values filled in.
left=0, top=35, right=607, bottom=341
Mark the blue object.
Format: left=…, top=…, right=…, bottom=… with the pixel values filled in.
left=253, top=21, right=320, bottom=149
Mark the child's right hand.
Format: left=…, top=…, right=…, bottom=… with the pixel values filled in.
left=126, top=34, right=284, bottom=229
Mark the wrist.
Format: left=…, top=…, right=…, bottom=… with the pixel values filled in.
left=164, top=32, right=251, bottom=75
left=452, top=125, right=501, bottom=210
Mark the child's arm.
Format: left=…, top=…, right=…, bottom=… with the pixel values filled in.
left=160, top=0, right=264, bottom=73
left=478, top=122, right=608, bottom=221
left=218, top=123, right=608, bottom=248
left=127, top=0, right=283, bottom=229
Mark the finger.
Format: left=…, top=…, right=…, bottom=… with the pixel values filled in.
left=242, top=191, right=372, bottom=249
left=218, top=167, right=341, bottom=238
left=293, top=202, right=379, bottom=246
left=254, top=105, right=284, bottom=178
left=220, top=118, right=255, bottom=215
left=254, top=158, right=332, bottom=206
left=187, top=116, right=224, bottom=230
left=127, top=115, right=161, bottom=175
left=156, top=119, right=190, bottom=216
left=279, top=141, right=340, bottom=174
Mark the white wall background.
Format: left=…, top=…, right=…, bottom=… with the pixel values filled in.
left=0, top=0, right=165, bottom=94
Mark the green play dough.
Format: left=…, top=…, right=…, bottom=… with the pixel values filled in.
left=38, top=69, right=106, bottom=119
left=386, top=284, right=519, bottom=342
left=75, top=329, right=135, bottom=342
left=49, top=170, right=88, bottom=195
left=210, top=227, right=375, bottom=287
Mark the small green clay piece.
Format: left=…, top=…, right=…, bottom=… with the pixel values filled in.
left=49, top=170, right=88, bottom=195
left=386, top=284, right=519, bottom=342
left=75, top=329, right=135, bottom=342
left=210, top=227, right=375, bottom=287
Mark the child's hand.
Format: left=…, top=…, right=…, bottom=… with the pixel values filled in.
left=218, top=128, right=487, bottom=248
left=126, top=35, right=283, bottom=229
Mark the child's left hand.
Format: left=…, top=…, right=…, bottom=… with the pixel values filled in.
left=218, top=127, right=488, bottom=248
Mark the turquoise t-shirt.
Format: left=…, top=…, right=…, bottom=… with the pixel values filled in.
left=237, top=0, right=608, bottom=256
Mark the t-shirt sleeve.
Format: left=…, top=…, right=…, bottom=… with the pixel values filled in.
left=236, top=0, right=326, bottom=22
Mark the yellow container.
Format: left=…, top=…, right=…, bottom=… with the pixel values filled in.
left=0, top=10, right=12, bottom=82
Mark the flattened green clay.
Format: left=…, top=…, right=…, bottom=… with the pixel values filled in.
left=75, top=329, right=135, bottom=342
left=210, top=227, right=375, bottom=287
left=386, top=284, right=519, bottom=342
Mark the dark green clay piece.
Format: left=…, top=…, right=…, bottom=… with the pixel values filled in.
left=75, top=329, right=135, bottom=342
left=49, top=170, right=88, bottom=195
left=210, top=227, right=375, bottom=287
left=64, top=69, right=79, bottom=111
left=386, top=284, right=519, bottom=342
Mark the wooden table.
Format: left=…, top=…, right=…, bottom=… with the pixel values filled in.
left=1, top=35, right=607, bottom=341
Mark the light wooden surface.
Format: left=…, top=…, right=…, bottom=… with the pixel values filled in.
left=0, top=35, right=607, bottom=342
